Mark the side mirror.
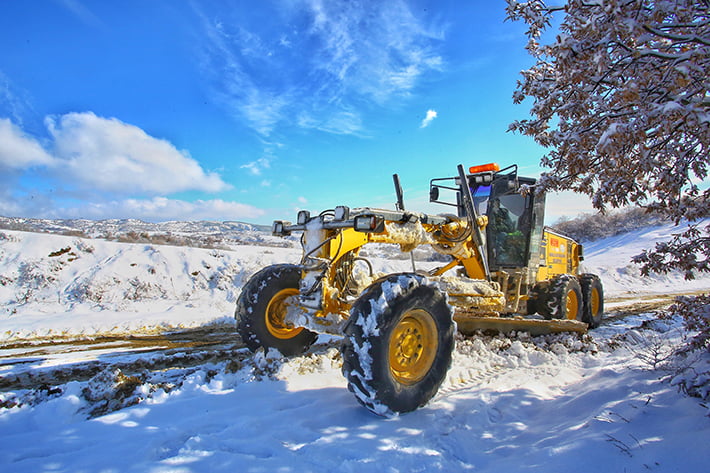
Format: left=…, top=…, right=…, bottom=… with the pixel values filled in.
left=429, top=186, right=440, bottom=202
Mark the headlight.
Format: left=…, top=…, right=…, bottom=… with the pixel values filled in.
left=334, top=206, right=350, bottom=221
left=297, top=210, right=311, bottom=225
left=272, top=220, right=291, bottom=236
left=353, top=215, right=384, bottom=233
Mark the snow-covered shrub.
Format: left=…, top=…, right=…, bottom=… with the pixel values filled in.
left=669, top=351, right=710, bottom=400
left=82, top=368, right=146, bottom=417
left=670, top=295, right=710, bottom=353
left=551, top=208, right=667, bottom=243
left=639, top=297, right=710, bottom=400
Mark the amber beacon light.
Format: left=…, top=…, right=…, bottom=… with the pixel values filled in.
left=469, top=163, right=500, bottom=174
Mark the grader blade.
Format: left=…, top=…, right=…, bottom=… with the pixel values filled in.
left=454, top=314, right=588, bottom=337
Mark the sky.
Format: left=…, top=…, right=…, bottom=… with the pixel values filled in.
left=0, top=0, right=595, bottom=225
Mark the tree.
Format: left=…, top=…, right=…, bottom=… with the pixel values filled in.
left=506, top=0, right=709, bottom=274
left=506, top=0, right=710, bottom=351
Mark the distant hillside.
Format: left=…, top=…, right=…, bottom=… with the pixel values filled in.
left=0, top=216, right=280, bottom=249
left=0, top=216, right=271, bottom=235
left=550, top=207, right=668, bottom=243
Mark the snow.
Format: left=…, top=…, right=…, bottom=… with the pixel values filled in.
left=582, top=222, right=710, bottom=297
left=1, top=222, right=709, bottom=472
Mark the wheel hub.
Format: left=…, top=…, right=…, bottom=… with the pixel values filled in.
left=389, top=309, right=438, bottom=385
left=566, top=289, right=580, bottom=320
left=265, top=288, right=304, bottom=339
left=590, top=287, right=600, bottom=316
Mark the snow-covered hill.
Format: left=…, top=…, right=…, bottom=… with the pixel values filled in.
left=1, top=220, right=707, bottom=339
left=582, top=222, right=710, bottom=298
left=0, top=221, right=708, bottom=472
left=0, top=227, right=437, bottom=340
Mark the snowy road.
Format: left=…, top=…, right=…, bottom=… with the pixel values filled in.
left=0, top=293, right=686, bottom=392
left=1, top=306, right=708, bottom=473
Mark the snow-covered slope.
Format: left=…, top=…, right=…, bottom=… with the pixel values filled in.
left=0, top=222, right=708, bottom=473
left=582, top=222, right=710, bottom=298
left=1, top=221, right=707, bottom=339
left=0, top=229, right=434, bottom=339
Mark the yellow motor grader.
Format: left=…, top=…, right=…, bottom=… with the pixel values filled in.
left=235, top=163, right=603, bottom=416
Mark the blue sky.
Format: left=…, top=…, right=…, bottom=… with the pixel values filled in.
left=0, top=0, right=593, bottom=225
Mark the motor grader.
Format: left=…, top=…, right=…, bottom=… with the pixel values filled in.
left=235, top=163, right=604, bottom=416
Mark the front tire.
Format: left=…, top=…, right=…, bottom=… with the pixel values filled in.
left=341, top=273, right=455, bottom=416
left=235, top=264, right=317, bottom=356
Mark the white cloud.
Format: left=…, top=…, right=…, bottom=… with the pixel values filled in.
left=297, top=110, right=364, bottom=136
left=46, top=112, right=229, bottom=195
left=59, top=197, right=265, bottom=222
left=420, top=109, right=438, bottom=128
left=0, top=113, right=263, bottom=222
left=240, top=157, right=271, bottom=176
left=0, top=118, right=56, bottom=169
left=121, top=197, right=264, bottom=221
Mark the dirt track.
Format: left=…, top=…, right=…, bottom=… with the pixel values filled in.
left=0, top=293, right=697, bottom=392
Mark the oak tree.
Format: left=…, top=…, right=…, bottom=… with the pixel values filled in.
left=506, top=0, right=709, bottom=277
left=507, top=0, right=710, bottom=352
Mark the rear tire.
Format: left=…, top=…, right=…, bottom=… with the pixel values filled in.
left=341, top=273, right=455, bottom=416
left=538, top=274, right=583, bottom=321
left=580, top=274, right=604, bottom=328
left=235, top=264, right=317, bottom=356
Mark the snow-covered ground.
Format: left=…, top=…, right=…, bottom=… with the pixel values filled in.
left=0, top=222, right=709, bottom=472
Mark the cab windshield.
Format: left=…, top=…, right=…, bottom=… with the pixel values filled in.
left=471, top=182, right=531, bottom=268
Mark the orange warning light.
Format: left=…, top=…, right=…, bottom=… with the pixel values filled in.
left=469, top=163, right=500, bottom=174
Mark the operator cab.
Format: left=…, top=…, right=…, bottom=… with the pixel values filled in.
left=472, top=167, right=539, bottom=270
left=429, top=163, right=546, bottom=273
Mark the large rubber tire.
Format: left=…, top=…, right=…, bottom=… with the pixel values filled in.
left=341, top=273, right=455, bottom=416
left=538, top=274, right=583, bottom=321
left=235, top=264, right=317, bottom=357
left=527, top=281, right=548, bottom=315
left=580, top=273, right=604, bottom=328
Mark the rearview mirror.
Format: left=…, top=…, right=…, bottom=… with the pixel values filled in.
left=429, top=186, right=440, bottom=202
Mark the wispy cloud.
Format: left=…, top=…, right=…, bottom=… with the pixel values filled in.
left=196, top=8, right=291, bottom=137
left=240, top=157, right=271, bottom=176
left=296, top=109, right=363, bottom=136
left=0, top=70, right=35, bottom=127
left=420, top=109, right=438, bottom=128
left=196, top=0, right=445, bottom=137
left=54, top=0, right=104, bottom=29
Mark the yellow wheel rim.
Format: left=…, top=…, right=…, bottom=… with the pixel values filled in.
left=389, top=309, right=438, bottom=386
left=265, top=288, right=304, bottom=339
left=566, top=289, right=580, bottom=320
left=590, top=287, right=601, bottom=317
